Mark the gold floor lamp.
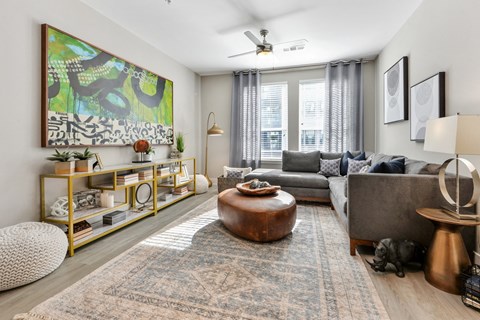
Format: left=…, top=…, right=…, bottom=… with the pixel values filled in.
left=204, top=112, right=223, bottom=187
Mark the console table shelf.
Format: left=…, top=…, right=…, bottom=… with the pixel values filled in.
left=40, top=157, right=196, bottom=256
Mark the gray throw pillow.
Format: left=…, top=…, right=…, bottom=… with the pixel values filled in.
left=347, top=159, right=369, bottom=174
left=359, top=165, right=371, bottom=173
left=282, top=150, right=321, bottom=172
left=318, top=158, right=341, bottom=177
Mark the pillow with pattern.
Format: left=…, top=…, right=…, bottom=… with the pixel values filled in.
left=226, top=169, right=244, bottom=178
left=347, top=159, right=369, bottom=174
left=318, top=158, right=341, bottom=177
left=359, top=165, right=371, bottom=173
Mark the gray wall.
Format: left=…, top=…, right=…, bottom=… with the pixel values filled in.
left=0, top=0, right=200, bottom=228
left=200, top=63, right=376, bottom=176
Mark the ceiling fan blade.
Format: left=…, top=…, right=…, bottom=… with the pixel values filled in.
left=228, top=49, right=256, bottom=58
left=273, top=38, right=308, bottom=47
left=244, top=31, right=262, bottom=45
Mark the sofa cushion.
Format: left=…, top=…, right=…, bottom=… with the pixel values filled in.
left=371, top=153, right=404, bottom=166
left=246, top=169, right=329, bottom=189
left=319, top=158, right=341, bottom=177
left=347, top=159, right=369, bottom=174
left=405, top=159, right=442, bottom=175
left=328, top=176, right=348, bottom=198
left=321, top=152, right=344, bottom=160
left=341, top=151, right=366, bottom=175
left=282, top=150, right=320, bottom=172
left=369, top=158, right=405, bottom=174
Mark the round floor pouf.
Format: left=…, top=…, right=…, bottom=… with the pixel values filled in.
left=0, top=222, right=68, bottom=291
left=188, top=174, right=209, bottom=194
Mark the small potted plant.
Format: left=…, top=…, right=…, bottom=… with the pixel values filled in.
left=144, top=145, right=155, bottom=161
left=176, top=132, right=185, bottom=158
left=47, top=148, right=75, bottom=174
left=73, top=147, right=95, bottom=172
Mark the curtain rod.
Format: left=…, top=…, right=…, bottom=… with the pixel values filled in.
left=258, top=58, right=373, bottom=74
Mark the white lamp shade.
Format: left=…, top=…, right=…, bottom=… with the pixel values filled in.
left=424, top=115, right=480, bottom=155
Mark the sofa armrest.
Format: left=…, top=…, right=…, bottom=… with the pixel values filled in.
left=347, top=173, right=476, bottom=253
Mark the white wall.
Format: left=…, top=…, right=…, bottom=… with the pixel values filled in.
left=200, top=63, right=376, bottom=176
left=375, top=0, right=480, bottom=165
left=0, top=0, right=200, bottom=228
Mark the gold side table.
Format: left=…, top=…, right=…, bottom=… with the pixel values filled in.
left=416, top=208, right=480, bottom=295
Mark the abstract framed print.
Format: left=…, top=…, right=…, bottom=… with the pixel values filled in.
left=410, top=72, right=445, bottom=141
left=384, top=56, right=408, bottom=124
left=41, top=24, right=173, bottom=147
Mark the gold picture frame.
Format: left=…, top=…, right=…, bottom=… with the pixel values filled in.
left=94, top=153, right=104, bottom=169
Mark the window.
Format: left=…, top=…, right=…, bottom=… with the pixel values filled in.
left=299, top=80, right=325, bottom=152
left=260, top=82, right=288, bottom=160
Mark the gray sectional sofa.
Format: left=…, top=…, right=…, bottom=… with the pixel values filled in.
left=245, top=151, right=476, bottom=256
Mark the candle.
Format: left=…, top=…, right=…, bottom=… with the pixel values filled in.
left=106, top=194, right=114, bottom=208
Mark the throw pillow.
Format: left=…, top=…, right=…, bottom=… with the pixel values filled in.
left=341, top=151, right=366, bottom=176
left=282, top=150, right=321, bottom=172
left=318, top=158, right=341, bottom=177
left=359, top=165, right=371, bottom=173
left=223, top=166, right=252, bottom=178
left=347, top=159, right=369, bottom=174
left=226, top=169, right=244, bottom=178
left=368, top=158, right=405, bottom=174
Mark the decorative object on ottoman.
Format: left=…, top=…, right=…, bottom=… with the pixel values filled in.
left=218, top=189, right=296, bottom=242
left=188, top=174, right=208, bottom=194
left=236, top=179, right=280, bottom=196
left=0, top=222, right=68, bottom=291
left=366, top=238, right=426, bottom=278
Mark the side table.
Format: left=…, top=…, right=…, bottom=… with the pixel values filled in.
left=416, top=208, right=480, bottom=295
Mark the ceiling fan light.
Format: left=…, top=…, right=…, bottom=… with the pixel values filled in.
left=256, top=48, right=272, bottom=56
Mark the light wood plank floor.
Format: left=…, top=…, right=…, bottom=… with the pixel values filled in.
left=1, top=189, right=479, bottom=319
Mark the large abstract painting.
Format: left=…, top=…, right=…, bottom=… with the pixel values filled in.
left=410, top=72, right=445, bottom=141
left=41, top=24, right=174, bottom=147
left=384, top=56, right=408, bottom=124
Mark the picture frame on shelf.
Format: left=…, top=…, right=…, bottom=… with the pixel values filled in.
left=179, top=164, right=190, bottom=183
left=94, top=153, right=104, bottom=170
left=384, top=56, right=408, bottom=124
left=410, top=72, right=445, bottom=141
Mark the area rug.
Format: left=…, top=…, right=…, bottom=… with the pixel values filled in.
left=15, top=197, right=389, bottom=320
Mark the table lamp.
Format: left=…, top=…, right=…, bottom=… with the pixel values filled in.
left=424, top=114, right=480, bottom=219
left=204, top=112, right=223, bottom=187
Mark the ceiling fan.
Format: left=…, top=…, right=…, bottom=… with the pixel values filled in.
left=228, top=29, right=307, bottom=58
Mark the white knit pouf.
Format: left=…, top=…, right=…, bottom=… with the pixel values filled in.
left=0, top=222, right=68, bottom=291
left=188, top=174, right=209, bottom=194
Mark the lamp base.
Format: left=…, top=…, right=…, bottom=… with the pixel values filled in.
left=441, top=206, right=479, bottom=220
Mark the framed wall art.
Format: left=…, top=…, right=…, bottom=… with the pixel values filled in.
left=41, top=24, right=174, bottom=147
left=384, top=56, right=408, bottom=124
left=410, top=72, right=445, bottom=141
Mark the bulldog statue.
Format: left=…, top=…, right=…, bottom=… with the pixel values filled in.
left=366, top=238, right=426, bottom=278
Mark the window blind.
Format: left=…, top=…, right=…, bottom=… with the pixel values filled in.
left=299, top=80, right=325, bottom=152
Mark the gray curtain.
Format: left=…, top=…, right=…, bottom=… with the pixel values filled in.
left=323, top=61, right=364, bottom=152
left=229, top=70, right=261, bottom=169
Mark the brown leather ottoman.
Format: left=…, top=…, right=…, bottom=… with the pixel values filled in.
left=217, top=189, right=297, bottom=242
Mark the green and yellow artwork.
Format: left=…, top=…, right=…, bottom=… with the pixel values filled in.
left=41, top=24, right=174, bottom=147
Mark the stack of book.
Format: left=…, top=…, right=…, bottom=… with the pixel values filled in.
left=159, top=192, right=173, bottom=201
left=117, top=173, right=139, bottom=185
left=138, top=170, right=153, bottom=181
left=463, top=275, right=480, bottom=311
left=157, top=167, right=171, bottom=177
left=67, top=221, right=93, bottom=241
left=173, top=186, right=188, bottom=195
left=103, top=210, right=127, bottom=225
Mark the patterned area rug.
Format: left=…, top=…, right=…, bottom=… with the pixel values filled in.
left=15, top=197, right=389, bottom=320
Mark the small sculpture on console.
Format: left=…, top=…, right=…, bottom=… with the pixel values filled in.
left=366, top=238, right=426, bottom=278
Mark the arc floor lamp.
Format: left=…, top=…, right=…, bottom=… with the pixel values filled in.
left=204, top=112, right=223, bottom=187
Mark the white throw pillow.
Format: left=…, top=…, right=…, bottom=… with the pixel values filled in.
left=223, top=166, right=252, bottom=178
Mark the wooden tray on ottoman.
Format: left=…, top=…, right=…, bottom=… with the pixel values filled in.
left=236, top=180, right=281, bottom=196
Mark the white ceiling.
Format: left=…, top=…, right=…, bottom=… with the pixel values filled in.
left=80, top=0, right=423, bottom=75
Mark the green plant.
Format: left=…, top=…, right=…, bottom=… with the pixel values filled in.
left=146, top=145, right=155, bottom=155
left=176, top=132, right=185, bottom=153
left=47, top=148, right=73, bottom=162
left=73, top=147, right=95, bottom=160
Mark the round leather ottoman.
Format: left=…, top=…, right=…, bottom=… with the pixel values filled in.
left=218, top=189, right=297, bottom=242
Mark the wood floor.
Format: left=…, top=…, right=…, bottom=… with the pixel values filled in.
left=1, top=188, right=479, bottom=320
